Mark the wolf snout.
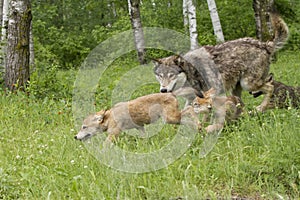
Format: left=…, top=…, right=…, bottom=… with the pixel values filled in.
left=74, top=133, right=91, bottom=141
left=160, top=88, right=168, bottom=93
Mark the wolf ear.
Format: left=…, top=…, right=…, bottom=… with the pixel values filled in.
left=204, top=88, right=216, bottom=98
left=95, top=110, right=107, bottom=123
left=173, top=55, right=185, bottom=67
left=95, top=114, right=104, bottom=123
left=196, top=90, right=204, bottom=98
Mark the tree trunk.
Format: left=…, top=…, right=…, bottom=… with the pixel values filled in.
left=5, top=0, right=32, bottom=91
left=0, top=0, right=4, bottom=75
left=253, top=0, right=274, bottom=41
left=182, top=0, right=188, bottom=32
left=128, top=0, right=146, bottom=64
left=29, top=20, right=34, bottom=70
left=1, top=0, right=8, bottom=41
left=206, top=0, right=224, bottom=43
left=186, top=0, right=198, bottom=50
left=0, top=0, right=3, bottom=28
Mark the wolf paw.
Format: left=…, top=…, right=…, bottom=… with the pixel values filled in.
left=205, top=124, right=223, bottom=133
left=256, top=105, right=266, bottom=112
left=197, top=122, right=202, bottom=132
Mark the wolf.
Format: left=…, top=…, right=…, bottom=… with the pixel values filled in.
left=74, top=87, right=201, bottom=142
left=192, top=88, right=244, bottom=133
left=251, top=74, right=300, bottom=109
left=153, top=13, right=289, bottom=112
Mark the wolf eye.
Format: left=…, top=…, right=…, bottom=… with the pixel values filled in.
left=167, top=73, right=176, bottom=79
left=82, top=125, right=88, bottom=129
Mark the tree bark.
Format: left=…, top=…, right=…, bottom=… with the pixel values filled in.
left=0, top=0, right=3, bottom=28
left=128, top=0, right=146, bottom=64
left=182, top=0, right=188, bottom=32
left=253, top=0, right=274, bottom=41
left=1, top=0, right=8, bottom=41
left=5, top=0, right=32, bottom=91
left=206, top=0, right=224, bottom=43
left=29, top=20, right=34, bottom=70
left=186, top=0, right=198, bottom=50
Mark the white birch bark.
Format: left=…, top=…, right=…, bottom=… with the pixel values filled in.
left=182, top=0, right=188, bottom=30
left=128, top=0, right=146, bottom=64
left=206, top=0, right=224, bottom=43
left=253, top=0, right=262, bottom=40
left=186, top=0, right=198, bottom=50
left=1, top=0, right=8, bottom=75
left=1, top=0, right=8, bottom=41
left=252, top=0, right=274, bottom=41
left=127, top=0, right=131, bottom=15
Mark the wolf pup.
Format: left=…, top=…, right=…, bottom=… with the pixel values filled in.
left=192, top=88, right=244, bottom=133
left=251, top=74, right=300, bottom=109
left=153, top=13, right=289, bottom=112
left=74, top=87, right=201, bottom=142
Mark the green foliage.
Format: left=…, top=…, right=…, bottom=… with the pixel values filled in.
left=29, top=0, right=300, bottom=75
left=26, top=64, right=75, bottom=100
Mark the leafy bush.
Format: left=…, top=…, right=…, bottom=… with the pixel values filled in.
left=26, top=64, right=75, bottom=100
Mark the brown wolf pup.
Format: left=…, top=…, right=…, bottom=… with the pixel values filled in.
left=251, top=74, right=300, bottom=109
left=153, top=13, right=289, bottom=112
left=192, top=88, right=244, bottom=133
left=74, top=87, right=201, bottom=142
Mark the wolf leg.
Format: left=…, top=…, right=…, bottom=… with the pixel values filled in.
left=256, top=82, right=274, bottom=112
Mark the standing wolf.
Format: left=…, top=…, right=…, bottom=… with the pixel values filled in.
left=153, top=13, right=289, bottom=112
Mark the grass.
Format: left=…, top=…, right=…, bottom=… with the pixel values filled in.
left=0, top=51, right=299, bottom=199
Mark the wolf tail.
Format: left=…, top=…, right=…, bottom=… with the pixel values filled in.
left=271, top=13, right=289, bottom=50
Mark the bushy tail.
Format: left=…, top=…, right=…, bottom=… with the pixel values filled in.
left=271, top=13, right=289, bottom=50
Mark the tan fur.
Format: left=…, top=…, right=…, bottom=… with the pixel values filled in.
left=75, top=92, right=201, bottom=142
left=192, top=88, right=244, bottom=133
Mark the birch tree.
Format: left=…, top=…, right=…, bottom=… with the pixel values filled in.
left=182, top=0, right=188, bottom=31
left=128, top=0, right=146, bottom=64
left=4, top=0, right=32, bottom=91
left=183, top=0, right=198, bottom=50
left=253, top=0, right=274, bottom=41
left=1, top=0, right=8, bottom=41
left=0, top=0, right=3, bottom=28
left=206, top=0, right=224, bottom=43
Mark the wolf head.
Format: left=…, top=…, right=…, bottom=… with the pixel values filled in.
left=153, top=55, right=187, bottom=93
left=74, top=110, right=109, bottom=141
left=192, top=88, right=216, bottom=114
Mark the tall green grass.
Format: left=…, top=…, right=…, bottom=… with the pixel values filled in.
left=0, top=51, right=299, bottom=199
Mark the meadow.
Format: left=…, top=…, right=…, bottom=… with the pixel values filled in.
left=0, top=51, right=299, bottom=199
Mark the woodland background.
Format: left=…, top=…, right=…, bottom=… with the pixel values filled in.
left=0, top=0, right=299, bottom=97
left=0, top=0, right=299, bottom=199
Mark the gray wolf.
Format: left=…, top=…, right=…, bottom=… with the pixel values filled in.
left=74, top=87, right=201, bottom=142
left=192, top=88, right=244, bottom=133
left=153, top=13, right=289, bottom=112
left=251, top=74, right=300, bottom=109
